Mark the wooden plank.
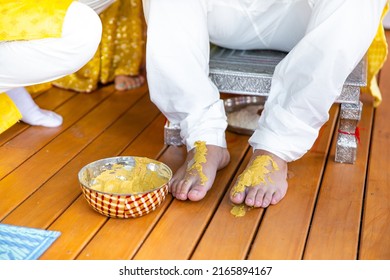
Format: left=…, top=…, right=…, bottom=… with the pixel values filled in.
left=133, top=132, right=250, bottom=260
left=40, top=114, right=168, bottom=259
left=303, top=94, right=374, bottom=259
left=34, top=87, right=76, bottom=113
left=0, top=86, right=113, bottom=180
left=40, top=196, right=108, bottom=260
left=2, top=95, right=161, bottom=229
left=0, top=87, right=76, bottom=146
left=359, top=31, right=390, bottom=259
left=191, top=150, right=260, bottom=260
left=192, top=104, right=337, bottom=260
left=0, top=87, right=146, bottom=221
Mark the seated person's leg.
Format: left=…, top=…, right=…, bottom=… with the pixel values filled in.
left=6, top=88, right=63, bottom=127
left=144, top=0, right=230, bottom=201
left=230, top=0, right=387, bottom=208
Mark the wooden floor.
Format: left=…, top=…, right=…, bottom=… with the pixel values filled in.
left=2, top=35, right=390, bottom=261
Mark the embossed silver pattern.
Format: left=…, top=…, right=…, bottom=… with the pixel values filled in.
left=164, top=121, right=183, bottom=146
left=209, top=45, right=366, bottom=104
left=165, top=45, right=367, bottom=164
left=335, top=134, right=358, bottom=164
left=340, top=102, right=363, bottom=120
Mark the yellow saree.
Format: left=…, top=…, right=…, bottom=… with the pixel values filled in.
left=53, top=0, right=145, bottom=92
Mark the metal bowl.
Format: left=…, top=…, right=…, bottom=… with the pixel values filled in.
left=78, top=156, right=172, bottom=218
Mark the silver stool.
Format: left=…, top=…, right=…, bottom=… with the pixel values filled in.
left=165, top=45, right=367, bottom=164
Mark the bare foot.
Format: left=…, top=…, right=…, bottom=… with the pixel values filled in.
left=230, top=149, right=288, bottom=208
left=169, top=143, right=230, bottom=201
left=115, top=75, right=145, bottom=91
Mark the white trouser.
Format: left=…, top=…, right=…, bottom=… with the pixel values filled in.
left=143, top=0, right=387, bottom=161
left=0, top=1, right=102, bottom=92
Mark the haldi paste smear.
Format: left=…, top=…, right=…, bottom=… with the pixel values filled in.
left=187, top=141, right=208, bottom=185
left=230, top=155, right=279, bottom=217
left=90, top=158, right=168, bottom=194
left=232, top=155, right=279, bottom=196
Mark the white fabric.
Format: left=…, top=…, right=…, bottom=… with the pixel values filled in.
left=0, top=1, right=102, bottom=92
left=78, top=0, right=117, bottom=14
left=143, top=0, right=387, bottom=161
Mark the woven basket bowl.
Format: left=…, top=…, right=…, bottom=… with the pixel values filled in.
left=78, top=156, right=172, bottom=218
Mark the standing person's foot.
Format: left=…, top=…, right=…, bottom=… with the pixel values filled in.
left=230, top=149, right=288, bottom=208
left=114, top=75, right=145, bottom=91
left=169, top=141, right=230, bottom=201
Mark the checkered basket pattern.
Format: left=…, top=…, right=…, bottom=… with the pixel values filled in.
left=80, top=183, right=169, bottom=218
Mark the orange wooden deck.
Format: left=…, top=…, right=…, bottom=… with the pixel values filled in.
left=1, top=33, right=390, bottom=261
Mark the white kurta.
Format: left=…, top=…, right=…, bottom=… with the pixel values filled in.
left=0, top=1, right=102, bottom=92
left=144, top=0, right=387, bottom=161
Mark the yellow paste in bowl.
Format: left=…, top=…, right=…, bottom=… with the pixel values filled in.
left=90, top=158, right=169, bottom=194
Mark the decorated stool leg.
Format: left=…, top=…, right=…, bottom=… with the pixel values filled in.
left=335, top=101, right=363, bottom=164
left=164, top=120, right=183, bottom=146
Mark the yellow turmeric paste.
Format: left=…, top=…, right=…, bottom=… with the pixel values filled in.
left=90, top=158, right=168, bottom=194
left=187, top=140, right=208, bottom=185
left=230, top=155, right=279, bottom=217
left=232, top=155, right=279, bottom=196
